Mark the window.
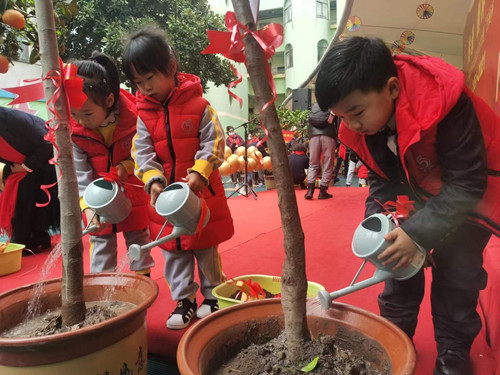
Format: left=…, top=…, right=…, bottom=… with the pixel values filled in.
left=284, top=0, right=292, bottom=24
left=316, top=0, right=328, bottom=19
left=285, top=44, right=293, bottom=69
left=317, top=40, right=328, bottom=62
left=17, top=41, right=30, bottom=63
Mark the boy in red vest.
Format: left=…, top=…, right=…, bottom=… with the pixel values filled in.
left=123, top=28, right=234, bottom=330
left=316, top=36, right=500, bottom=375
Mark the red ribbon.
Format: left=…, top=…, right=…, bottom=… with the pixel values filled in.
left=202, top=11, right=283, bottom=147
left=227, top=63, right=243, bottom=108
left=1, top=61, right=87, bottom=208
left=375, top=195, right=416, bottom=227
left=3, top=62, right=87, bottom=110
left=100, top=166, right=121, bottom=183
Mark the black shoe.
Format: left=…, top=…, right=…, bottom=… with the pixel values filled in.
left=318, top=185, right=333, bottom=200
left=196, top=299, right=219, bottom=318
left=304, top=183, right=315, bottom=200
left=166, top=298, right=197, bottom=330
left=333, top=176, right=340, bottom=184
left=434, top=347, right=472, bottom=375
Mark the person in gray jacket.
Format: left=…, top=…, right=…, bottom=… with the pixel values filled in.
left=304, top=103, right=337, bottom=199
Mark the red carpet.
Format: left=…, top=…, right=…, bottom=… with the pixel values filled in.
left=0, top=186, right=496, bottom=373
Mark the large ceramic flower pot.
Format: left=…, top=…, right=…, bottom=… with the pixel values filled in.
left=177, top=298, right=416, bottom=375
left=0, top=273, right=158, bottom=374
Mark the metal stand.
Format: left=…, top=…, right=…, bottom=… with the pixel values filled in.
left=227, top=122, right=257, bottom=200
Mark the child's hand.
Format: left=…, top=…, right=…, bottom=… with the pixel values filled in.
left=84, top=208, right=105, bottom=232
left=378, top=227, right=419, bottom=270
left=116, top=163, right=129, bottom=182
left=150, top=182, right=165, bottom=207
left=185, top=172, right=205, bottom=193
left=10, top=163, right=26, bottom=174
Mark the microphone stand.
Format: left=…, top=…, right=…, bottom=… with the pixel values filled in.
left=227, top=121, right=257, bottom=200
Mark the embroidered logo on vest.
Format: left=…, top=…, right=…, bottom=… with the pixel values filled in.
left=416, top=155, right=433, bottom=173
left=181, top=119, right=193, bottom=133
left=122, top=140, right=132, bottom=149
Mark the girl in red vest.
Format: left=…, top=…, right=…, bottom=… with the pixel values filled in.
left=70, top=52, right=154, bottom=276
left=122, top=28, right=234, bottom=330
left=316, top=37, right=500, bottom=375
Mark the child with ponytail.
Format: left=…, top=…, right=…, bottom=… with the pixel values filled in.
left=70, top=52, right=154, bottom=275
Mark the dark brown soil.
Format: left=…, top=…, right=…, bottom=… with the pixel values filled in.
left=214, top=331, right=390, bottom=375
left=0, top=301, right=134, bottom=338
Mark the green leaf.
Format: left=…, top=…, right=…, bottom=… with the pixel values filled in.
left=300, top=356, right=319, bottom=372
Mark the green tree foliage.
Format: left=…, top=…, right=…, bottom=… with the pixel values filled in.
left=62, top=0, right=234, bottom=90
left=0, top=0, right=77, bottom=63
left=248, top=106, right=310, bottom=138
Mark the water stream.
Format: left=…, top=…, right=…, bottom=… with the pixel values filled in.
left=4, top=242, right=135, bottom=338
left=24, top=243, right=63, bottom=321
left=102, top=252, right=132, bottom=302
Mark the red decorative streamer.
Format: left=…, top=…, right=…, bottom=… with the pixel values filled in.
left=2, top=61, right=87, bottom=207
left=202, top=11, right=283, bottom=147
left=228, top=63, right=243, bottom=108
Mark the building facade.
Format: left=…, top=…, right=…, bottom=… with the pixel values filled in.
left=206, top=0, right=339, bottom=130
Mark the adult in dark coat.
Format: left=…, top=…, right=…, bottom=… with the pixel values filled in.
left=0, top=107, right=60, bottom=251
left=304, top=103, right=337, bottom=200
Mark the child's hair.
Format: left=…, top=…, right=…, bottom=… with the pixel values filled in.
left=292, top=142, right=307, bottom=153
left=315, top=37, right=398, bottom=111
left=73, top=52, right=120, bottom=110
left=226, top=126, right=234, bottom=132
left=122, top=27, right=178, bottom=83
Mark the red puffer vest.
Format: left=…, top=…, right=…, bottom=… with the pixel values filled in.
left=71, top=90, right=149, bottom=235
left=340, top=55, right=500, bottom=236
left=136, top=72, right=234, bottom=251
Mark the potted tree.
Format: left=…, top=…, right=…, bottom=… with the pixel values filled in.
left=177, top=1, right=416, bottom=374
left=0, top=1, right=158, bottom=373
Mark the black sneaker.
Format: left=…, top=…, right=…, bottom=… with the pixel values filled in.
left=196, top=299, right=219, bottom=318
left=166, top=298, right=197, bottom=330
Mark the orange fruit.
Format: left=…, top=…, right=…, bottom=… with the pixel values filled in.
left=0, top=55, right=9, bottom=74
left=2, top=9, right=26, bottom=30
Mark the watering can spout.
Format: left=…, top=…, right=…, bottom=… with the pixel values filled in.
left=318, top=213, right=426, bottom=310
left=318, top=269, right=393, bottom=309
left=127, top=182, right=210, bottom=262
left=129, top=226, right=190, bottom=261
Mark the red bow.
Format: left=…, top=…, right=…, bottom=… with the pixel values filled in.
left=100, top=166, right=121, bottom=183
left=202, top=11, right=283, bottom=145
left=2, top=61, right=87, bottom=110
left=382, top=195, right=416, bottom=219
left=202, top=12, right=283, bottom=63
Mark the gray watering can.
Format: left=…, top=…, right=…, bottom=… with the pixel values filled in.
left=82, top=178, right=132, bottom=235
left=128, top=182, right=210, bottom=261
left=317, top=213, right=426, bottom=309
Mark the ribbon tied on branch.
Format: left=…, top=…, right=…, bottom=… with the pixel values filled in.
left=2, top=60, right=87, bottom=207
left=202, top=11, right=283, bottom=146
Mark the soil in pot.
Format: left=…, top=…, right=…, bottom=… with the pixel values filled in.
left=214, top=330, right=387, bottom=375
left=0, top=300, right=135, bottom=338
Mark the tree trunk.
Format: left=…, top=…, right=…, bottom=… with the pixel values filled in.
left=34, top=0, right=86, bottom=326
left=231, top=0, right=310, bottom=360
